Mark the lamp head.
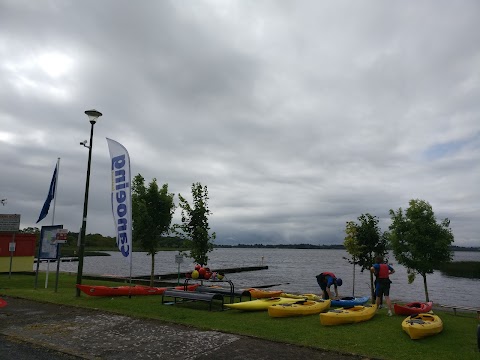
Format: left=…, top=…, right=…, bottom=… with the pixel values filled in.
left=80, top=140, right=90, bottom=148
left=85, top=109, right=102, bottom=124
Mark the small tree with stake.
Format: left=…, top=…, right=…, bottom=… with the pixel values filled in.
left=343, top=221, right=361, bottom=297
left=344, top=214, right=388, bottom=303
left=174, top=182, right=216, bottom=266
left=389, top=199, right=454, bottom=302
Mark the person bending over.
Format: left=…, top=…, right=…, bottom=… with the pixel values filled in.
left=316, top=272, right=342, bottom=300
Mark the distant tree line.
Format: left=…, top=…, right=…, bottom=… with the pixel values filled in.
left=449, top=245, right=480, bottom=252
left=216, top=243, right=346, bottom=249
left=19, top=227, right=478, bottom=252
left=433, top=261, right=480, bottom=279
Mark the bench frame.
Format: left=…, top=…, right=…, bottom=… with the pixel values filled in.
left=162, top=289, right=224, bottom=311
left=195, top=285, right=252, bottom=303
left=438, top=304, right=480, bottom=316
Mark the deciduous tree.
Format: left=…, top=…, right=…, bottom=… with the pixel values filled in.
left=132, top=174, right=175, bottom=286
left=19, top=227, right=40, bottom=234
left=389, top=199, right=454, bottom=302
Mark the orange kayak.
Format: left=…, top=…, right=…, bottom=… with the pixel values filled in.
left=247, top=288, right=283, bottom=298
left=174, top=284, right=200, bottom=291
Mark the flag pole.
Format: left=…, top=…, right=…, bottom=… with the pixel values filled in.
left=129, top=235, right=133, bottom=290
left=129, top=162, right=133, bottom=290
left=35, top=162, right=59, bottom=289
left=46, top=158, right=60, bottom=289
left=53, top=158, right=62, bottom=291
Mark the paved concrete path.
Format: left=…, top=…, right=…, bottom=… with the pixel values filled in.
left=0, top=296, right=370, bottom=360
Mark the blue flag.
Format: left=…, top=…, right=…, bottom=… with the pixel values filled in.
left=36, top=165, right=57, bottom=223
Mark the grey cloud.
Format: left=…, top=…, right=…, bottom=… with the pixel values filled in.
left=1, top=1, right=479, bottom=246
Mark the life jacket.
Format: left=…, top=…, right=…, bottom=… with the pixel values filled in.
left=377, top=264, right=390, bottom=279
left=318, top=272, right=336, bottom=283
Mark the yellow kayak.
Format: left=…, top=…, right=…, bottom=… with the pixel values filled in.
left=268, top=299, right=331, bottom=317
left=320, top=304, right=377, bottom=325
left=281, top=293, right=322, bottom=301
left=224, top=297, right=299, bottom=311
left=402, top=313, right=443, bottom=340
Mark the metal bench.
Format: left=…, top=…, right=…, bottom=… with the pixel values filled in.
left=162, top=289, right=224, bottom=311
left=438, top=304, right=480, bottom=316
left=195, top=285, right=252, bottom=303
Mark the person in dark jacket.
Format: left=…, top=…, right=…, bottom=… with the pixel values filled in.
left=316, top=272, right=342, bottom=300
left=370, top=256, right=395, bottom=316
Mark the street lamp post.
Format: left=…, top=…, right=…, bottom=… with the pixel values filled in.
left=76, top=109, right=102, bottom=297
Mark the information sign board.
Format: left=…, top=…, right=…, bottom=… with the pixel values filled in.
left=39, top=225, right=63, bottom=259
left=175, top=254, right=184, bottom=264
left=55, top=229, right=69, bottom=243
left=0, top=214, right=21, bottom=232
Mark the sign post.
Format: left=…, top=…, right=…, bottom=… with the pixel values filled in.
left=8, top=234, right=16, bottom=278
left=54, top=229, right=68, bottom=292
left=34, top=225, right=63, bottom=290
left=0, top=214, right=21, bottom=279
left=175, top=253, right=184, bottom=285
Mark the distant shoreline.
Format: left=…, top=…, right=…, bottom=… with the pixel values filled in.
left=214, top=244, right=480, bottom=251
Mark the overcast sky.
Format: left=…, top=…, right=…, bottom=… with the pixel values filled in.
left=1, top=1, right=479, bottom=247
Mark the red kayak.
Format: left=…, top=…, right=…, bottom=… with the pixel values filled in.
left=394, top=301, right=433, bottom=315
left=76, top=284, right=168, bottom=296
left=76, top=283, right=199, bottom=297
left=0, top=298, right=7, bottom=308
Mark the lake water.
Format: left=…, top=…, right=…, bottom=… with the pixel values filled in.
left=38, top=248, right=480, bottom=308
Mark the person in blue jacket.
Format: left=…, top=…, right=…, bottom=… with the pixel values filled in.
left=316, top=272, right=342, bottom=300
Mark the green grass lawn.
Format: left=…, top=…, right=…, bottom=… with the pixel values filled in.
left=1, top=273, right=478, bottom=360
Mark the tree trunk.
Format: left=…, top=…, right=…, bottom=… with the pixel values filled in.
left=477, top=323, right=480, bottom=351
left=370, top=271, right=375, bottom=304
left=150, top=253, right=155, bottom=287
left=352, top=262, right=356, bottom=297
left=422, top=273, right=429, bottom=302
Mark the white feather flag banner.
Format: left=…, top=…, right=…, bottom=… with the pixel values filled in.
left=106, top=138, right=132, bottom=269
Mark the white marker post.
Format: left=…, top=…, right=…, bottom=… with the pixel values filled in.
left=175, top=253, right=184, bottom=285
